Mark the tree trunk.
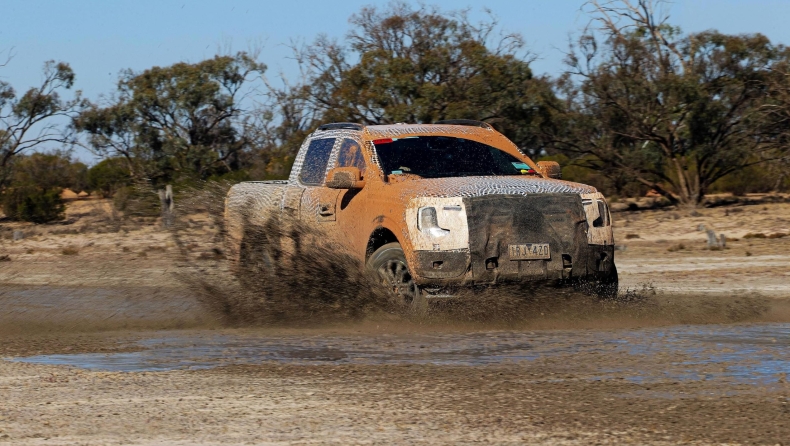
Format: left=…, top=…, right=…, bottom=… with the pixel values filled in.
left=158, top=185, right=174, bottom=228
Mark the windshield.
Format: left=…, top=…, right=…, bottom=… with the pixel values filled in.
left=372, top=136, right=537, bottom=179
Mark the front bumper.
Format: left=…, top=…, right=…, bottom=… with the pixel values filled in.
left=411, top=194, right=615, bottom=286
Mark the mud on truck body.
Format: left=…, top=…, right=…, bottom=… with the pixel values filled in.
left=225, top=120, right=617, bottom=310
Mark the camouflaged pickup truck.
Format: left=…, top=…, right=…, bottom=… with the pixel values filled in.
left=225, top=120, right=617, bottom=309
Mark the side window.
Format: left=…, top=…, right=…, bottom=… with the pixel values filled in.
left=299, top=138, right=336, bottom=185
left=335, top=138, right=367, bottom=178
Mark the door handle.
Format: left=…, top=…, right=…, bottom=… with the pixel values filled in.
left=319, top=204, right=334, bottom=216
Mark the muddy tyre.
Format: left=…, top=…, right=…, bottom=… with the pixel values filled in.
left=368, top=243, right=428, bottom=315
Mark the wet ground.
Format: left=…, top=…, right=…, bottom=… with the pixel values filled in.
left=2, top=202, right=790, bottom=444
left=8, top=324, right=790, bottom=389
left=2, top=317, right=790, bottom=445
left=2, top=280, right=790, bottom=445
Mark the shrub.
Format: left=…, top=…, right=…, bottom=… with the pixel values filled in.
left=112, top=185, right=160, bottom=217
left=709, top=163, right=778, bottom=196
left=7, top=151, right=88, bottom=192
left=1, top=187, right=65, bottom=223
left=88, top=158, right=131, bottom=197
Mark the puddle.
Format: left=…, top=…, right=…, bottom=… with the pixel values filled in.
left=9, top=324, right=790, bottom=385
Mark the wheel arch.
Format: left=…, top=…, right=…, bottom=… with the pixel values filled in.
left=366, top=226, right=400, bottom=260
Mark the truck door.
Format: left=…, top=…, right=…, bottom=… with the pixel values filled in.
left=298, top=137, right=341, bottom=223
left=332, top=138, right=369, bottom=253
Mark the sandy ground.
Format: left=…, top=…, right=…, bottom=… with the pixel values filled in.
left=1, top=197, right=790, bottom=445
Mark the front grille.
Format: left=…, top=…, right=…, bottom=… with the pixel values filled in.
left=462, top=194, right=590, bottom=283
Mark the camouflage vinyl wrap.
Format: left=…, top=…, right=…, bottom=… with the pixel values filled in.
left=225, top=123, right=615, bottom=288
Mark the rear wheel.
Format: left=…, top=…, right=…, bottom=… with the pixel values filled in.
left=368, top=242, right=428, bottom=315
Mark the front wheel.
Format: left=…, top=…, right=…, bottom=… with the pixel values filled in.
left=367, top=243, right=428, bottom=315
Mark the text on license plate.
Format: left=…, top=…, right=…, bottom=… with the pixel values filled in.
left=508, top=243, right=551, bottom=260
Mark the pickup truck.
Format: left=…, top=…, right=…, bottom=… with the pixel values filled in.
left=225, top=120, right=617, bottom=310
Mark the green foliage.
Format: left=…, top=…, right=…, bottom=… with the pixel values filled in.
left=7, top=150, right=87, bottom=191
left=0, top=151, right=87, bottom=223
left=1, top=61, right=83, bottom=187
left=549, top=1, right=790, bottom=205
left=88, top=158, right=131, bottom=197
left=22, top=1, right=790, bottom=203
left=709, top=163, right=786, bottom=196
left=537, top=154, right=647, bottom=198
left=74, top=52, right=266, bottom=186
left=111, top=185, right=160, bottom=217
left=1, top=186, right=65, bottom=223
left=281, top=3, right=557, bottom=158
left=206, top=169, right=251, bottom=184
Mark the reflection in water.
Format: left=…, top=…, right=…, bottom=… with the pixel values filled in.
left=10, top=324, right=790, bottom=385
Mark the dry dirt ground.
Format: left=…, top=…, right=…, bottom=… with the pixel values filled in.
left=1, top=197, right=790, bottom=445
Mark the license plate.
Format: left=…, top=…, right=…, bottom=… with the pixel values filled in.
left=508, top=243, right=551, bottom=260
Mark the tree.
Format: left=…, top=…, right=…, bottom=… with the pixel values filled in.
left=281, top=3, right=557, bottom=158
left=74, top=52, right=266, bottom=185
left=6, top=150, right=87, bottom=191
left=242, top=77, right=321, bottom=180
left=1, top=187, right=64, bottom=223
left=88, top=157, right=131, bottom=197
left=0, top=150, right=86, bottom=223
left=0, top=61, right=83, bottom=187
left=548, top=0, right=789, bottom=206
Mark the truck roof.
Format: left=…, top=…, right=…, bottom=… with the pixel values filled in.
left=316, top=121, right=497, bottom=140
left=314, top=121, right=521, bottom=156
left=364, top=123, right=493, bottom=139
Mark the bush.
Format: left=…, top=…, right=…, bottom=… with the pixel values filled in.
left=1, top=187, right=65, bottom=223
left=709, top=163, right=780, bottom=196
left=7, top=151, right=88, bottom=192
left=112, top=185, right=160, bottom=217
left=537, top=154, right=648, bottom=198
left=88, top=158, right=131, bottom=197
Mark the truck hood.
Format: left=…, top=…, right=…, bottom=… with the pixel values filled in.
left=389, top=175, right=596, bottom=199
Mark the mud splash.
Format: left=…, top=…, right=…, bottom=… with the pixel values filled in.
left=169, top=182, right=394, bottom=325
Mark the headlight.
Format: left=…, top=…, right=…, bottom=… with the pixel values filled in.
left=406, top=198, right=469, bottom=251
left=417, top=206, right=450, bottom=238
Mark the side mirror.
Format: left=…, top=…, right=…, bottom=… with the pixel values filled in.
left=326, top=167, right=366, bottom=189
left=536, top=161, right=562, bottom=180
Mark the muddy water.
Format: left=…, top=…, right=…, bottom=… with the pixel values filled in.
left=10, top=324, right=790, bottom=386
left=0, top=285, right=211, bottom=334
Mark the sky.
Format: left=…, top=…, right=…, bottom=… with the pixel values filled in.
left=3, top=0, right=790, bottom=162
